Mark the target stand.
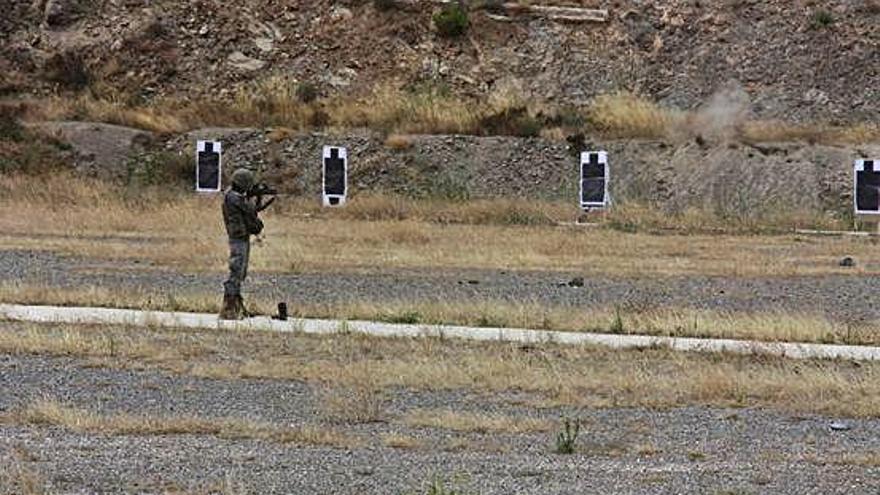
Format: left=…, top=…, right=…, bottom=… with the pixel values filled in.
left=579, top=151, right=609, bottom=215
left=323, top=146, right=348, bottom=207
left=196, top=140, right=222, bottom=192
left=855, top=159, right=880, bottom=233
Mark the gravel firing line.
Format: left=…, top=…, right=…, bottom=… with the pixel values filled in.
left=2, top=303, right=880, bottom=361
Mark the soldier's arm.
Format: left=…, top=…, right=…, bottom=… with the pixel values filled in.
left=240, top=198, right=264, bottom=236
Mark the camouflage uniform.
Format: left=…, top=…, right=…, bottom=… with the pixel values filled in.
left=220, top=169, right=263, bottom=319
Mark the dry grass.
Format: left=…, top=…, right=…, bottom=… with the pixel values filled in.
left=2, top=174, right=880, bottom=346
left=3, top=322, right=880, bottom=418
left=587, top=91, right=683, bottom=139
left=4, top=282, right=879, bottom=345
left=403, top=409, right=553, bottom=434
left=6, top=398, right=356, bottom=448
left=743, top=120, right=880, bottom=146
left=384, top=133, right=414, bottom=150
left=603, top=201, right=846, bottom=235
left=29, top=76, right=323, bottom=133
left=34, top=94, right=186, bottom=134
left=0, top=447, right=46, bottom=495
left=382, top=433, right=423, bottom=449
left=317, top=362, right=386, bottom=423
left=288, top=194, right=572, bottom=226
left=635, top=443, right=661, bottom=456
left=20, top=77, right=877, bottom=145
left=441, top=437, right=509, bottom=453
left=830, top=451, right=880, bottom=467
left=330, top=84, right=482, bottom=135
left=0, top=174, right=873, bottom=279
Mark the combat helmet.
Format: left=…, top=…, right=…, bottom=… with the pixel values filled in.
left=231, top=168, right=255, bottom=192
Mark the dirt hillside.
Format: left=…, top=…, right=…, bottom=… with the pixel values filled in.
left=2, top=0, right=878, bottom=123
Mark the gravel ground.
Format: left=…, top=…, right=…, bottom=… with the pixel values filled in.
left=1, top=352, right=878, bottom=494
left=5, top=248, right=880, bottom=323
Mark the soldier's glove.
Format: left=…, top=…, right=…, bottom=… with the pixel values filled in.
left=256, top=196, right=276, bottom=212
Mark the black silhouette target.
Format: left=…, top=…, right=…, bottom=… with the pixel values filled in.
left=580, top=151, right=608, bottom=209
left=855, top=159, right=880, bottom=214
left=322, top=146, right=347, bottom=207
left=196, top=140, right=222, bottom=192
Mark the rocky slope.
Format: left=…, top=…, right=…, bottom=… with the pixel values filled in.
left=2, top=0, right=878, bottom=123
left=37, top=121, right=874, bottom=219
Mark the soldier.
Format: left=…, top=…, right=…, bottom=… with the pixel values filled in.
left=220, top=168, right=264, bottom=319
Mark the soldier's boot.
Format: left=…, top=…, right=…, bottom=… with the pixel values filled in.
left=219, top=294, right=243, bottom=320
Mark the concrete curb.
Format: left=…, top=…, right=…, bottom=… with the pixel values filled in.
left=2, top=303, right=880, bottom=361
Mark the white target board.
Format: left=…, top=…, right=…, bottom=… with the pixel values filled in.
left=580, top=151, right=608, bottom=210
left=195, top=140, right=222, bottom=192
left=855, top=159, right=880, bottom=215
left=322, top=146, right=347, bottom=207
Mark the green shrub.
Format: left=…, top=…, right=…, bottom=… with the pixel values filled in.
left=609, top=306, right=625, bottom=333
left=434, top=4, right=469, bottom=38
left=555, top=417, right=580, bottom=454
left=478, top=106, right=542, bottom=137
left=43, top=50, right=92, bottom=90
left=426, top=166, right=471, bottom=202
left=124, top=151, right=191, bottom=188
left=811, top=9, right=835, bottom=28
left=0, top=127, right=70, bottom=175
left=0, top=105, right=24, bottom=141
left=296, top=82, right=319, bottom=104
left=384, top=311, right=422, bottom=324
left=373, top=0, right=398, bottom=11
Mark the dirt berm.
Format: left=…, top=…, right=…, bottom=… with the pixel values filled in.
left=38, top=121, right=878, bottom=220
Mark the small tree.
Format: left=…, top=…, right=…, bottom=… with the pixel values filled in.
left=434, top=3, right=469, bottom=38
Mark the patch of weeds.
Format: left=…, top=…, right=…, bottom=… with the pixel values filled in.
left=811, top=9, right=835, bottom=28
left=319, top=384, right=386, bottom=424
left=0, top=130, right=70, bottom=175
left=0, top=104, right=25, bottom=141
left=687, top=450, right=706, bottom=462
left=475, top=314, right=505, bottom=328
left=384, top=311, right=423, bottom=325
left=714, top=490, right=754, bottom=495
left=636, top=443, right=660, bottom=456
left=555, top=417, right=580, bottom=454
left=124, top=151, right=191, bottom=189
left=430, top=168, right=471, bottom=201
left=106, top=333, right=118, bottom=358
left=609, top=306, right=625, bottom=333
left=434, top=3, right=469, bottom=38
left=296, top=82, right=319, bottom=104
left=606, top=216, right=640, bottom=234
left=286, top=257, right=305, bottom=273
left=478, top=106, right=542, bottom=137
left=424, top=476, right=467, bottom=495
left=494, top=205, right=553, bottom=225
left=337, top=321, right=353, bottom=335
left=43, top=50, right=92, bottom=91
left=374, top=0, right=399, bottom=11
left=164, top=293, right=184, bottom=312
left=318, top=359, right=385, bottom=424
left=545, top=106, right=587, bottom=129
left=1, top=446, right=46, bottom=495
left=641, top=473, right=668, bottom=485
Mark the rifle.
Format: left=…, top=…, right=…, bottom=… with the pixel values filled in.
left=248, top=182, right=278, bottom=212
